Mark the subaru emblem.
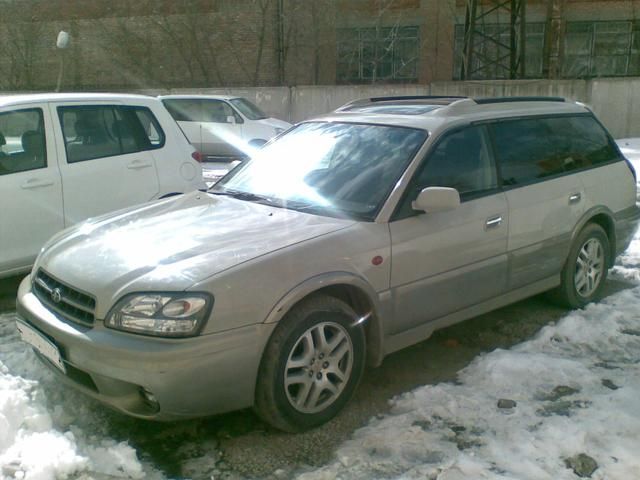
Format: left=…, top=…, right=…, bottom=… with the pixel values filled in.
left=51, top=288, right=62, bottom=304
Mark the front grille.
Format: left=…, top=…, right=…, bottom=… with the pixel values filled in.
left=33, top=269, right=96, bottom=327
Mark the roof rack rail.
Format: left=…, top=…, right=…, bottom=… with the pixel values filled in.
left=367, top=95, right=468, bottom=102
left=474, top=96, right=566, bottom=105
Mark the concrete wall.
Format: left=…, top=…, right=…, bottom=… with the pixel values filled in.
left=148, top=77, right=640, bottom=138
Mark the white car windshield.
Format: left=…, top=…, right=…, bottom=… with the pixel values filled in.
left=212, top=121, right=427, bottom=221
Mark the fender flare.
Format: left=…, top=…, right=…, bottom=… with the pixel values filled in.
left=263, top=271, right=386, bottom=367
left=570, top=206, right=616, bottom=266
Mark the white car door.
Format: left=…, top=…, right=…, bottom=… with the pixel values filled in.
left=51, top=102, right=161, bottom=226
left=0, top=105, right=63, bottom=276
left=166, top=99, right=244, bottom=158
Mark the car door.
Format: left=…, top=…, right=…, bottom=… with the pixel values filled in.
left=389, top=125, right=508, bottom=334
left=0, top=105, right=63, bottom=275
left=51, top=103, right=160, bottom=226
left=489, top=116, right=586, bottom=290
left=164, top=99, right=244, bottom=158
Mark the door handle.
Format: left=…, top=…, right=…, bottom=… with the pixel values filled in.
left=569, top=193, right=581, bottom=204
left=21, top=179, right=54, bottom=189
left=127, top=160, right=153, bottom=170
left=485, top=215, right=503, bottom=230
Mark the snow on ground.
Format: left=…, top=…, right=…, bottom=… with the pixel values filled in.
left=1, top=141, right=640, bottom=480
left=0, top=316, right=165, bottom=480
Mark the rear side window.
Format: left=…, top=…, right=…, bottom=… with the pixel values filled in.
left=58, top=105, right=165, bottom=164
left=0, top=108, right=46, bottom=175
left=491, top=115, right=620, bottom=186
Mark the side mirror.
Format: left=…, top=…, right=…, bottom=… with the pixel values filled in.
left=412, top=187, right=460, bottom=213
left=226, top=115, right=236, bottom=124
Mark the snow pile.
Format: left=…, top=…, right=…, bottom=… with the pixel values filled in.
left=0, top=317, right=151, bottom=480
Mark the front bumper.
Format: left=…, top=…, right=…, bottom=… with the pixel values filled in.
left=16, top=275, right=275, bottom=420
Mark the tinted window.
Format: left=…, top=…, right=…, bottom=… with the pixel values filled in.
left=163, top=99, right=239, bottom=123
left=58, top=105, right=164, bottom=163
left=491, top=115, right=620, bottom=186
left=395, top=125, right=498, bottom=219
left=0, top=108, right=46, bottom=175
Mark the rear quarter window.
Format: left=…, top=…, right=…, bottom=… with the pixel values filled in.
left=490, top=114, right=621, bottom=186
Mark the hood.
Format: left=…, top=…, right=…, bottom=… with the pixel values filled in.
left=260, top=117, right=292, bottom=130
left=37, top=191, right=354, bottom=306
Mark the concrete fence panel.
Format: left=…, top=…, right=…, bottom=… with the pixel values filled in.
left=590, top=78, right=640, bottom=139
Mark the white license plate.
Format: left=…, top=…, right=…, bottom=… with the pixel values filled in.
left=16, top=320, right=66, bottom=373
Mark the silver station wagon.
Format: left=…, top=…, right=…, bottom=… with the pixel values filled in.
left=16, top=96, right=640, bottom=432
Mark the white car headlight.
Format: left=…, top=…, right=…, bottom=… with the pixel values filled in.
left=105, top=293, right=212, bottom=337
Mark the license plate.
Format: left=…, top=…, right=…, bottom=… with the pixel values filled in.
left=16, top=320, right=66, bottom=373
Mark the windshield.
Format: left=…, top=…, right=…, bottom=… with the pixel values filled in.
left=229, top=98, right=268, bottom=120
left=213, top=122, right=427, bottom=221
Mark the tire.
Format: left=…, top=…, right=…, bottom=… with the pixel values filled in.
left=553, top=223, right=610, bottom=308
left=254, top=294, right=366, bottom=432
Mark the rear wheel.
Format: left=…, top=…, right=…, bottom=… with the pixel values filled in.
left=554, top=223, right=610, bottom=308
left=254, top=295, right=365, bottom=432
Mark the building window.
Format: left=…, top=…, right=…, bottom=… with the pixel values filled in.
left=453, top=23, right=545, bottom=80
left=337, top=26, right=419, bottom=83
left=563, top=21, right=640, bottom=78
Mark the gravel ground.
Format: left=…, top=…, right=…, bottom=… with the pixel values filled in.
left=0, top=274, right=632, bottom=479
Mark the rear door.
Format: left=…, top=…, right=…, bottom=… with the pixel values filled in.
left=52, top=103, right=161, bottom=226
left=0, top=105, right=63, bottom=274
left=489, top=116, right=587, bottom=290
left=389, top=125, right=508, bottom=334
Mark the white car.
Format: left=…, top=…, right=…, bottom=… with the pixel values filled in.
left=0, top=93, right=205, bottom=279
left=160, top=95, right=291, bottom=184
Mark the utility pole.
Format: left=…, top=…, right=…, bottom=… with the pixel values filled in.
left=461, top=0, right=527, bottom=80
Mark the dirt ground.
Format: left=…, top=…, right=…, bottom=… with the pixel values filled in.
left=0, top=275, right=632, bottom=479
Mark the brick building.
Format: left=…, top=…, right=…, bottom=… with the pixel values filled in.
left=0, top=0, right=638, bottom=91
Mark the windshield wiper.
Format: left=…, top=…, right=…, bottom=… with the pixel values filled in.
left=209, top=188, right=277, bottom=205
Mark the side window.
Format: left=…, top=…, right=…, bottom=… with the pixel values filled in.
left=0, top=108, right=47, bottom=175
left=491, top=115, right=620, bottom=186
left=394, top=125, right=498, bottom=219
left=202, top=100, right=236, bottom=123
left=59, top=105, right=164, bottom=163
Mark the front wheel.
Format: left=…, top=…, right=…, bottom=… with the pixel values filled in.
left=254, top=295, right=365, bottom=432
left=554, top=223, right=610, bottom=308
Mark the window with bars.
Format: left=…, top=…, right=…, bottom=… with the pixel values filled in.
left=562, top=21, right=640, bottom=78
left=337, top=26, right=419, bottom=83
left=453, top=23, right=545, bottom=80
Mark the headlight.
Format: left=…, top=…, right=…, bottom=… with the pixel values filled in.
left=105, top=293, right=213, bottom=337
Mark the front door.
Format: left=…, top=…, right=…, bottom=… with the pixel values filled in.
left=0, top=105, right=63, bottom=274
left=165, top=98, right=244, bottom=158
left=389, top=125, right=508, bottom=334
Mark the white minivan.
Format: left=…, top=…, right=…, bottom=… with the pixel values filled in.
left=160, top=95, right=291, bottom=184
left=0, top=93, right=205, bottom=279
